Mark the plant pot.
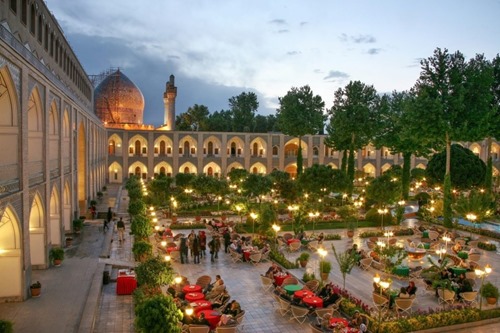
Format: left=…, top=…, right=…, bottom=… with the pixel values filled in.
left=195, top=216, right=201, bottom=222
left=65, top=238, right=73, bottom=247
left=31, top=288, right=41, bottom=297
left=486, top=297, right=497, bottom=305
left=320, top=273, right=329, bottom=281
left=347, top=230, right=354, bottom=238
left=221, top=215, right=227, bottom=221
left=171, top=216, right=177, bottom=223
left=299, top=260, right=308, bottom=268
left=53, top=259, right=62, bottom=267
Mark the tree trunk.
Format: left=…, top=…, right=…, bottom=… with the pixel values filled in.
left=444, top=132, right=453, bottom=228
left=347, top=144, right=355, bottom=194
left=341, top=150, right=348, bottom=174
left=297, top=136, right=303, bottom=175
left=445, top=132, right=451, bottom=175
left=485, top=137, right=493, bottom=193
left=402, top=152, right=411, bottom=200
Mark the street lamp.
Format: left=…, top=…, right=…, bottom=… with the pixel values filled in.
left=342, top=193, right=348, bottom=205
left=272, top=224, right=281, bottom=247
left=475, top=264, right=492, bottom=310
left=317, top=248, right=327, bottom=278
left=377, top=208, right=388, bottom=230
left=384, top=230, right=393, bottom=244
left=236, top=205, right=243, bottom=224
left=308, top=211, right=320, bottom=235
left=442, top=234, right=451, bottom=249
left=288, top=204, right=299, bottom=233
left=435, top=247, right=446, bottom=259
left=466, top=213, right=477, bottom=237
left=373, top=274, right=391, bottom=333
left=250, top=212, right=258, bottom=236
left=217, top=196, right=222, bottom=212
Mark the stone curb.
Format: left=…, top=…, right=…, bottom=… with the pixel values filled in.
left=77, top=262, right=106, bottom=333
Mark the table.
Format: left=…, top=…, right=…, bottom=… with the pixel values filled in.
left=183, top=284, right=202, bottom=294
left=116, top=274, right=137, bottom=295
left=294, top=290, right=315, bottom=299
left=393, top=265, right=410, bottom=277
left=192, top=300, right=212, bottom=314
left=274, top=274, right=290, bottom=286
left=198, top=309, right=221, bottom=329
left=422, top=231, right=429, bottom=238
left=450, top=266, right=467, bottom=276
left=303, top=296, right=323, bottom=308
left=287, top=238, right=300, bottom=245
left=167, top=246, right=178, bottom=253
left=457, top=252, right=469, bottom=260
left=243, top=251, right=251, bottom=261
left=185, top=292, right=205, bottom=302
left=284, top=284, right=303, bottom=295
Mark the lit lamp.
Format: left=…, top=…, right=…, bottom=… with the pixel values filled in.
left=442, top=234, right=451, bottom=249
left=435, top=247, right=446, bottom=259
left=154, top=225, right=160, bottom=232
left=377, top=207, right=388, bottom=231
left=317, top=248, right=327, bottom=277
left=174, top=276, right=182, bottom=284
left=475, top=264, right=492, bottom=310
left=250, top=212, right=258, bottom=235
left=466, top=213, right=477, bottom=237
left=164, top=254, right=171, bottom=262
left=217, top=196, right=222, bottom=212
left=384, top=231, right=393, bottom=243
left=149, top=206, right=154, bottom=211
left=236, top=205, right=243, bottom=224
left=308, top=211, right=320, bottom=234
left=272, top=224, right=281, bottom=238
left=287, top=204, right=299, bottom=232
left=185, top=306, right=194, bottom=316
left=161, top=240, right=167, bottom=247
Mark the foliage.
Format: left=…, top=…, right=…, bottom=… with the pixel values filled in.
left=478, top=242, right=497, bottom=251
left=49, top=247, right=65, bottom=261
left=128, top=199, right=147, bottom=217
left=364, top=208, right=393, bottom=226
left=174, top=173, right=195, bottom=189
left=132, top=240, right=153, bottom=261
left=297, top=252, right=310, bottom=262
left=147, top=175, right=173, bottom=207
left=373, top=243, right=407, bottom=272
left=302, top=271, right=316, bottom=283
left=0, top=320, right=13, bottom=333
left=324, top=233, right=342, bottom=240
left=366, top=173, right=401, bottom=206
left=72, top=219, right=84, bottom=231
left=426, top=144, right=487, bottom=189
left=453, top=190, right=495, bottom=224
left=480, top=281, right=499, bottom=298
left=30, top=281, right=41, bottom=289
left=269, top=249, right=299, bottom=269
left=241, top=173, right=272, bottom=202
left=359, top=231, right=384, bottom=238
left=130, top=214, right=152, bottom=240
left=169, top=222, right=206, bottom=230
left=331, top=245, right=357, bottom=289
left=135, top=256, right=175, bottom=290
left=257, top=203, right=277, bottom=237
left=268, top=170, right=298, bottom=202
left=229, top=92, right=259, bottom=132
left=297, top=164, right=350, bottom=197
left=134, top=294, right=182, bottom=333
left=319, top=260, right=332, bottom=274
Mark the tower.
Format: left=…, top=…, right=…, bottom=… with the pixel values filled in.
left=163, top=74, right=177, bottom=130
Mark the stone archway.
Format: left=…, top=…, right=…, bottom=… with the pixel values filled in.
left=63, top=182, right=71, bottom=231
left=78, top=122, right=87, bottom=214
left=29, top=193, right=46, bottom=268
left=49, top=186, right=61, bottom=246
left=0, top=205, right=22, bottom=300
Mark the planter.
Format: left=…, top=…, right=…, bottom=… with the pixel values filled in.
left=299, top=260, right=308, bottom=268
left=486, top=297, right=497, bottom=305
left=320, top=273, right=329, bottom=281
left=347, top=230, right=354, bottom=238
left=53, top=259, right=62, bottom=266
left=65, top=238, right=73, bottom=247
left=30, top=287, right=41, bottom=297
left=195, top=216, right=201, bottom=222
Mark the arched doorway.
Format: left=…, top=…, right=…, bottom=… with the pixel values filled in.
left=63, top=182, right=71, bottom=231
left=29, top=193, right=46, bottom=267
left=184, top=141, right=190, bottom=156
left=49, top=187, right=61, bottom=246
left=135, top=140, right=141, bottom=156
left=253, top=142, right=258, bottom=157
left=78, top=123, right=86, bottom=215
left=108, top=139, right=116, bottom=155
left=160, top=140, right=166, bottom=155
left=207, top=167, right=213, bottom=176
left=230, top=142, right=236, bottom=156
left=0, top=206, right=22, bottom=299
left=135, top=166, right=141, bottom=177
left=208, top=141, right=213, bottom=155
left=184, top=167, right=190, bottom=174
left=160, top=167, right=166, bottom=175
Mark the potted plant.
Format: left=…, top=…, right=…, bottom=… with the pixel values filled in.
left=0, top=319, right=13, bottom=333
left=296, top=252, right=310, bottom=268
left=49, top=247, right=65, bottom=266
left=73, top=219, right=84, bottom=233
left=346, top=219, right=356, bottom=238
left=65, top=237, right=73, bottom=247
left=30, top=281, right=41, bottom=297
left=319, top=260, right=332, bottom=281
left=97, top=191, right=104, bottom=202
left=480, top=281, right=499, bottom=305
left=132, top=240, right=153, bottom=262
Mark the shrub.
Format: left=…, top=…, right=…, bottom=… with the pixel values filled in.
left=478, top=242, right=497, bottom=251
left=72, top=219, right=84, bottom=231
left=132, top=240, right=153, bottom=262
left=297, top=252, right=310, bottom=262
left=269, top=250, right=298, bottom=269
left=324, top=233, right=342, bottom=240
left=49, top=247, right=65, bottom=261
left=0, top=320, right=13, bottom=333
left=359, top=231, right=383, bottom=238
left=169, top=222, right=206, bottom=230
left=135, top=294, right=182, bottom=333
left=480, top=281, right=499, bottom=299
left=131, top=214, right=152, bottom=239
left=302, top=271, right=316, bottom=282
left=319, top=260, right=332, bottom=274
left=135, top=256, right=175, bottom=291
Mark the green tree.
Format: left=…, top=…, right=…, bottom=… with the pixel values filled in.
left=268, top=170, right=298, bottom=202
left=227, top=168, right=249, bottom=183
left=135, top=294, right=182, bottom=333
left=277, top=85, right=326, bottom=175
left=257, top=203, right=278, bottom=236
left=453, top=190, right=494, bottom=231
left=175, top=104, right=209, bottom=131
left=229, top=92, right=259, bottom=132
left=174, top=173, right=195, bottom=188
left=413, top=48, right=494, bottom=227
left=297, top=164, right=350, bottom=198
left=147, top=174, right=173, bottom=207
left=135, top=256, right=175, bottom=291
left=190, top=175, right=228, bottom=204
left=327, top=81, right=379, bottom=191
left=206, top=110, right=233, bottom=131
left=485, top=54, right=500, bottom=192
left=331, top=245, right=357, bottom=289
left=242, top=173, right=272, bottom=202
left=366, top=173, right=401, bottom=207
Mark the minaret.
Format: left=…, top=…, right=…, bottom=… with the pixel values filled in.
left=163, top=74, right=177, bottom=130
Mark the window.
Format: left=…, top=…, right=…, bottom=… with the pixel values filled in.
left=190, top=147, right=195, bottom=154
left=159, top=141, right=166, bottom=155
left=167, top=147, right=172, bottom=154
left=230, top=142, right=236, bottom=156
left=135, top=140, right=141, bottom=156
left=37, top=14, right=42, bottom=43
left=142, top=147, right=147, bottom=154
left=207, top=141, right=213, bottom=155
left=313, top=147, right=319, bottom=156
left=10, top=0, right=17, bottom=14
left=160, top=167, right=166, bottom=175
left=272, top=146, right=278, bottom=156
left=253, top=143, right=258, bottom=157
left=21, top=0, right=27, bottom=24
left=108, top=140, right=115, bottom=155
left=30, top=3, right=35, bottom=35
left=207, top=167, right=213, bottom=176
left=44, top=24, right=48, bottom=50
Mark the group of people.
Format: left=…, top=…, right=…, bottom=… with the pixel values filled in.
left=178, top=230, right=219, bottom=264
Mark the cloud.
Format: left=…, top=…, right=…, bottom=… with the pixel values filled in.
left=407, top=58, right=424, bottom=68
left=269, top=19, right=287, bottom=25
left=313, top=69, right=322, bottom=74
left=300, top=21, right=308, bottom=26
left=339, top=33, right=376, bottom=44
left=286, top=51, right=300, bottom=56
left=367, top=48, right=382, bottom=55
left=278, top=29, right=289, bottom=34
left=323, top=70, right=349, bottom=81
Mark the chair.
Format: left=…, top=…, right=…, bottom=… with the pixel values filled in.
left=394, top=297, right=414, bottom=317
left=188, top=325, right=211, bottom=333
left=249, top=252, right=262, bottom=265
left=314, top=307, right=334, bottom=319
left=428, top=230, right=440, bottom=241
left=234, top=310, right=245, bottom=332
left=282, top=277, right=299, bottom=286
left=455, top=239, right=466, bottom=247
left=372, top=292, right=389, bottom=312
left=260, top=250, right=271, bottom=263
left=304, top=280, right=320, bottom=292
left=283, top=233, right=293, bottom=241
left=409, top=266, right=423, bottom=280
left=289, top=304, right=310, bottom=324
left=307, top=240, right=319, bottom=252
left=465, top=271, right=477, bottom=280
left=229, top=250, right=243, bottom=263
left=437, top=288, right=456, bottom=305
left=359, top=258, right=373, bottom=271
left=309, top=322, right=324, bottom=333
left=460, top=291, right=478, bottom=306
left=326, top=296, right=343, bottom=315
left=371, top=260, right=385, bottom=271
left=360, top=314, right=371, bottom=332
left=170, top=250, right=181, bottom=262
left=278, top=297, right=292, bottom=316
left=260, top=275, right=274, bottom=292
left=468, top=253, right=481, bottom=262
left=216, top=326, right=237, bottom=333
left=277, top=239, right=287, bottom=251
left=288, top=241, right=301, bottom=252
left=196, top=275, right=212, bottom=290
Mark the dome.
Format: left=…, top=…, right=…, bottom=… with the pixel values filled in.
left=94, top=69, right=145, bottom=124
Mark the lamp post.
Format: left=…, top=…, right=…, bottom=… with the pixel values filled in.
left=272, top=224, right=281, bottom=247
left=250, top=212, right=258, bottom=236
left=435, top=247, right=446, bottom=259
left=317, top=248, right=327, bottom=278
left=217, top=196, right=222, bottom=212
left=442, top=234, right=451, bottom=249
left=342, top=193, right=348, bottom=205
left=384, top=231, right=393, bottom=244
left=354, top=200, right=362, bottom=230
left=377, top=208, right=388, bottom=231
left=308, top=211, right=320, bottom=235
left=475, top=264, right=492, bottom=310
left=288, top=204, right=299, bottom=234
left=373, top=274, right=391, bottom=333
left=236, top=205, right=243, bottom=224
left=466, top=213, right=477, bottom=237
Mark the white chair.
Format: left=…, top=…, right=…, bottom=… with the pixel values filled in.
left=468, top=253, right=481, bottom=262
left=188, top=325, right=211, bottom=333
left=289, top=304, right=310, bottom=324
left=288, top=241, right=301, bottom=252
left=216, top=326, right=237, bottom=333
left=314, top=307, right=334, bottom=319
left=460, top=291, right=478, bottom=307
left=229, top=250, right=243, bottom=263
left=249, top=252, right=262, bottom=265
left=260, top=275, right=274, bottom=292
left=372, top=292, right=389, bottom=313
left=304, top=280, right=320, bottom=292
left=234, top=310, right=245, bottom=332
left=282, top=277, right=299, bottom=286
left=359, top=258, right=373, bottom=271
left=260, top=250, right=271, bottom=263
left=437, top=288, right=456, bottom=305
left=309, top=322, right=324, bottom=333
left=394, top=297, right=414, bottom=317
left=278, top=297, right=292, bottom=316
left=307, top=240, right=319, bottom=252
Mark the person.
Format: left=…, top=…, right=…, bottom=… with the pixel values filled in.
left=89, top=205, right=97, bottom=219
left=192, top=235, right=200, bottom=264
left=196, top=312, right=210, bottom=326
left=104, top=207, right=112, bottom=232
left=217, top=314, right=236, bottom=327
left=180, top=237, right=189, bottom=264
left=214, top=236, right=221, bottom=259
left=199, top=231, right=206, bottom=258
left=116, top=217, right=125, bottom=242
left=223, top=230, right=231, bottom=253
left=318, top=312, right=332, bottom=330
left=208, top=237, right=216, bottom=263
left=406, top=281, right=418, bottom=296
left=223, top=300, right=241, bottom=317
left=317, top=232, right=325, bottom=244
left=211, top=289, right=230, bottom=308
left=398, top=286, right=410, bottom=298
left=349, top=310, right=362, bottom=328
left=452, top=242, right=463, bottom=254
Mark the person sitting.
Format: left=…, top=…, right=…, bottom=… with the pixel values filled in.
left=317, top=313, right=332, bottom=331
left=406, top=281, right=418, bottom=296
left=398, top=286, right=410, bottom=298
left=196, top=312, right=210, bottom=326
left=217, top=314, right=236, bottom=327
left=317, top=232, right=325, bottom=244
left=223, top=300, right=242, bottom=317
left=206, top=274, right=224, bottom=293
left=349, top=310, right=362, bottom=328
left=322, top=289, right=340, bottom=307
left=211, top=289, right=230, bottom=308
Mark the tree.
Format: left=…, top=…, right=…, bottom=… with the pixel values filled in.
left=190, top=175, right=228, bottom=204
left=327, top=81, right=379, bottom=191
left=277, top=85, right=326, bottom=175
left=297, top=164, right=350, bottom=198
left=227, top=168, right=249, bottom=183
left=242, top=173, right=272, bottom=202
left=485, top=54, right=500, bottom=192
left=135, top=256, right=175, bottom=292
left=366, top=173, right=401, bottom=207
left=413, top=48, right=494, bottom=227
left=229, top=92, right=259, bottom=132
left=426, top=144, right=486, bottom=190
left=174, top=173, right=195, bottom=188
left=206, top=110, right=232, bottom=131
left=268, top=170, right=298, bottom=202
left=147, top=174, right=173, bottom=207
left=331, top=245, right=357, bottom=289
left=257, top=203, right=278, bottom=236
left=179, top=104, right=210, bottom=131
left=135, top=294, right=182, bottom=333
left=453, top=190, right=494, bottom=232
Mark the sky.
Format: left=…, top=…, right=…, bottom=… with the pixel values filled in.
left=45, top=0, right=500, bottom=126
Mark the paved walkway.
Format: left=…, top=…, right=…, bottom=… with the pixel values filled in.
left=1, top=184, right=499, bottom=333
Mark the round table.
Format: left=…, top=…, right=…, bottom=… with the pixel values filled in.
left=192, top=300, right=212, bottom=314
left=330, top=318, right=355, bottom=332
left=287, top=238, right=300, bottom=245
left=185, top=292, right=205, bottom=302
left=284, top=284, right=303, bottom=295
left=243, top=251, right=251, bottom=261
left=274, top=274, right=290, bottom=286
left=303, top=296, right=323, bottom=308
left=167, top=246, right=178, bottom=253
left=392, top=265, right=410, bottom=277
left=450, top=266, right=467, bottom=276
left=457, top=251, right=469, bottom=260
left=198, top=309, right=221, bottom=329
left=294, top=290, right=315, bottom=299
left=183, top=284, right=203, bottom=294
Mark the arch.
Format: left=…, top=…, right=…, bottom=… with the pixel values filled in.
left=284, top=138, right=308, bottom=158
left=203, top=162, right=221, bottom=177
left=0, top=67, right=19, bottom=184
left=469, top=143, right=481, bottom=157
left=381, top=163, right=392, bottom=174
left=62, top=109, right=70, bottom=138
left=28, top=87, right=43, bottom=167
left=134, top=140, right=141, bottom=156
left=63, top=181, right=71, bottom=231
left=250, top=162, right=266, bottom=175
left=0, top=205, right=22, bottom=299
left=179, top=162, right=197, bottom=174
left=109, top=162, right=123, bottom=183
left=327, top=162, right=339, bottom=169
left=284, top=163, right=297, bottom=179
left=491, top=143, right=499, bottom=161
left=363, top=144, right=376, bottom=158
left=108, top=139, right=116, bottom=155
left=29, top=193, right=46, bottom=266
left=313, top=146, right=319, bottom=156
left=154, top=135, right=173, bottom=156
left=203, top=135, right=221, bottom=156
left=78, top=122, right=86, bottom=213
left=108, top=133, right=122, bottom=156
left=128, top=161, right=147, bottom=179
left=48, top=102, right=59, bottom=169
left=179, top=135, right=197, bottom=156
left=415, top=163, right=426, bottom=170
left=128, top=134, right=147, bottom=156
left=0, top=67, right=18, bottom=126
left=363, top=163, right=376, bottom=178
left=227, top=136, right=244, bottom=156
left=154, top=162, right=173, bottom=177
left=49, top=186, right=61, bottom=246
left=250, top=137, right=267, bottom=157
left=272, top=146, right=279, bottom=156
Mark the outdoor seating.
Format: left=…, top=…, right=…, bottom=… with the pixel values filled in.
left=309, top=322, right=324, bottom=333
left=314, top=307, right=334, bottom=319
left=460, top=291, right=478, bottom=306
left=278, top=297, right=292, bottom=316
left=326, top=297, right=343, bottom=315
left=359, top=258, right=373, bottom=271
left=282, top=277, right=299, bottom=286
left=196, top=275, right=212, bottom=290
left=288, top=241, right=301, bottom=252
left=394, top=297, right=414, bottom=317
left=437, top=288, right=456, bottom=305
left=234, top=310, right=245, bottom=332
left=215, top=326, right=237, bottom=333
left=229, top=250, right=243, bottom=263
left=289, top=304, right=310, bottom=324
left=170, top=250, right=181, bottom=262
left=260, top=251, right=270, bottom=263
left=249, top=252, right=262, bottom=265
left=188, top=325, right=211, bottom=333
left=307, top=240, right=319, bottom=252
left=465, top=271, right=477, bottom=280
left=468, top=253, right=481, bottom=262
left=283, top=233, right=293, bottom=241
left=428, top=230, right=440, bottom=241
left=260, top=275, right=274, bottom=292
left=372, top=292, right=389, bottom=311
left=304, top=279, right=320, bottom=292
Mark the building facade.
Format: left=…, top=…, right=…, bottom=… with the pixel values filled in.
left=0, top=0, right=107, bottom=301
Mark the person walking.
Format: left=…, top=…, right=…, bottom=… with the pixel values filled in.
left=192, top=235, right=201, bottom=264
left=208, top=237, right=216, bottom=263
left=104, top=207, right=112, bottom=232
left=214, top=236, right=221, bottom=259
left=180, top=237, right=189, bottom=264
left=199, top=231, right=206, bottom=258
left=223, top=231, right=231, bottom=253
left=117, top=217, right=125, bottom=242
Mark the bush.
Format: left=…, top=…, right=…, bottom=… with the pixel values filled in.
left=49, top=247, right=65, bottom=261
left=320, top=260, right=332, bottom=274
left=72, top=219, right=84, bottom=231
left=131, top=214, right=152, bottom=240
left=269, top=250, right=298, bottom=269
left=478, top=242, right=497, bottom=251
left=480, top=281, right=499, bottom=299
left=324, top=233, right=342, bottom=240
left=135, top=294, right=182, bottom=333
left=132, top=240, right=153, bottom=262
left=302, top=271, right=316, bottom=282
left=359, top=231, right=383, bottom=238
left=135, top=256, right=175, bottom=291
left=0, top=320, right=13, bottom=333
left=169, top=222, right=206, bottom=230
left=297, top=252, right=310, bottom=262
